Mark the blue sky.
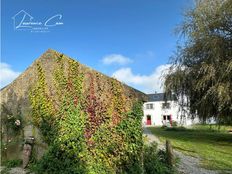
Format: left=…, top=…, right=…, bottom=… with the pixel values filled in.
left=1, top=0, right=193, bottom=93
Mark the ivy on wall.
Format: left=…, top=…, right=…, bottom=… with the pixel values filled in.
left=29, top=63, right=55, bottom=144
left=29, top=53, right=144, bottom=173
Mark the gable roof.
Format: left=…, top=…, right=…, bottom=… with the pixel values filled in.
left=147, top=93, right=177, bottom=102
left=0, top=49, right=148, bottom=104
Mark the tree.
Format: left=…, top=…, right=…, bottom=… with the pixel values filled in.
left=164, top=0, right=232, bottom=124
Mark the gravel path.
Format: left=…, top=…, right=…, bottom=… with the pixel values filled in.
left=143, top=127, right=162, bottom=145
left=175, top=151, right=218, bottom=174
left=143, top=127, right=219, bottom=174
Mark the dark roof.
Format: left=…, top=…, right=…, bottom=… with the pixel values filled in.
left=147, top=93, right=177, bottom=102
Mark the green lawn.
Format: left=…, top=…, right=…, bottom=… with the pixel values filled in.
left=149, top=125, right=232, bottom=171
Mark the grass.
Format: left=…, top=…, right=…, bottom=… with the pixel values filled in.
left=1, top=159, right=23, bottom=174
left=149, top=125, right=232, bottom=172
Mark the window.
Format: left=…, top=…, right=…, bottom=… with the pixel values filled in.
left=163, top=115, right=166, bottom=120
left=146, top=103, right=154, bottom=109
left=162, top=102, right=170, bottom=109
left=163, top=115, right=171, bottom=121
left=162, top=115, right=172, bottom=126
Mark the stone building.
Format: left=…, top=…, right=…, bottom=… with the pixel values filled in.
left=0, top=49, right=147, bottom=161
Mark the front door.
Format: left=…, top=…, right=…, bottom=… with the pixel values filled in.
left=146, top=115, right=151, bottom=125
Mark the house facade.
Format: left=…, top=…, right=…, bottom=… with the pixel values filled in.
left=143, top=93, right=198, bottom=126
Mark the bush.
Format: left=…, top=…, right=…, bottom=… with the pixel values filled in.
left=161, top=125, right=167, bottom=129
left=31, top=144, right=86, bottom=174
left=165, top=127, right=187, bottom=132
left=171, top=121, right=178, bottom=127
left=144, top=143, right=174, bottom=174
left=2, top=159, right=22, bottom=168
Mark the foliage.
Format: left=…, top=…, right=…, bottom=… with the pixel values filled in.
left=2, top=115, right=23, bottom=135
left=2, top=159, right=22, bottom=168
left=31, top=144, right=86, bottom=174
left=84, top=72, right=107, bottom=145
left=164, top=0, right=232, bottom=124
left=29, top=53, right=144, bottom=173
left=171, top=121, right=178, bottom=127
left=29, top=63, right=56, bottom=144
left=1, top=104, right=23, bottom=136
left=164, top=127, right=188, bottom=132
left=149, top=126, right=232, bottom=171
left=1, top=104, right=24, bottom=160
left=1, top=159, right=22, bottom=174
left=144, top=143, right=174, bottom=174
left=115, top=102, right=144, bottom=173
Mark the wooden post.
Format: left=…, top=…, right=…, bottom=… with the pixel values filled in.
left=166, top=140, right=174, bottom=167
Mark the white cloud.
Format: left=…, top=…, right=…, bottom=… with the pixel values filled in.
left=102, top=54, right=133, bottom=65
left=0, top=62, right=21, bottom=88
left=112, top=64, right=171, bottom=94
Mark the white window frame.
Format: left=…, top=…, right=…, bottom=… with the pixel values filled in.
left=146, top=103, right=154, bottom=109
left=162, top=102, right=170, bottom=109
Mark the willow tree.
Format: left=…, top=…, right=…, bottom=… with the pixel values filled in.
left=164, top=0, right=232, bottom=124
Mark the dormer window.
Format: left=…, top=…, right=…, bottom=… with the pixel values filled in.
left=146, top=103, right=154, bottom=109
left=162, top=102, right=170, bottom=109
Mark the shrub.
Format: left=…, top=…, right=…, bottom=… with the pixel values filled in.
left=171, top=121, right=178, bottom=127
left=161, top=125, right=167, bottom=129
left=144, top=143, right=174, bottom=174
left=31, top=144, right=86, bottom=174
left=165, top=127, right=187, bottom=132
left=2, top=159, right=22, bottom=168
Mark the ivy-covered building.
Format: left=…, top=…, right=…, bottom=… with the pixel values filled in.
left=0, top=49, right=147, bottom=173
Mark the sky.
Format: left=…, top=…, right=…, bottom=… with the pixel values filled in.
left=1, top=0, right=193, bottom=93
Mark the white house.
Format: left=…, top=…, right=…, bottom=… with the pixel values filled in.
left=143, top=93, right=198, bottom=126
